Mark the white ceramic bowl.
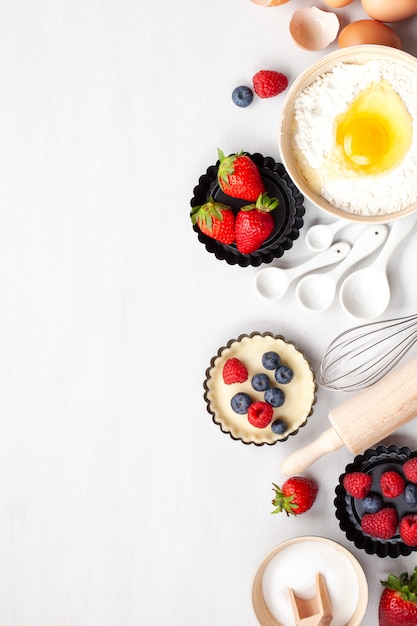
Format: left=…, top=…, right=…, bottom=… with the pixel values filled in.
left=279, top=45, right=417, bottom=223
left=252, top=536, right=368, bottom=626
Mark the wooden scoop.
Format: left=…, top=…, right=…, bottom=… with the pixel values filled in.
left=281, top=354, right=417, bottom=476
left=289, top=573, right=333, bottom=626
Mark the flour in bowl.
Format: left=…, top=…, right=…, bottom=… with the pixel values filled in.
left=291, top=59, right=417, bottom=216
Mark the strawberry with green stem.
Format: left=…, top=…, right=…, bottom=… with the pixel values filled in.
left=190, top=198, right=235, bottom=245
left=379, top=567, right=417, bottom=626
left=235, top=193, right=278, bottom=254
left=217, top=149, right=266, bottom=202
left=271, top=476, right=318, bottom=516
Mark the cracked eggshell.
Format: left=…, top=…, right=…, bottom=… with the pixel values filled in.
left=289, top=7, right=340, bottom=51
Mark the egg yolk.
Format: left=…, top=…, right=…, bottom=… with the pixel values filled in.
left=335, top=79, right=412, bottom=176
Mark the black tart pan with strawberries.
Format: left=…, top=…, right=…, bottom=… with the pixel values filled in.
left=190, top=153, right=305, bottom=267
left=335, top=444, right=417, bottom=558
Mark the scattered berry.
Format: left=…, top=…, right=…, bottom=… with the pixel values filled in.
left=361, top=507, right=398, bottom=540
left=235, top=193, right=278, bottom=254
left=252, top=70, right=288, bottom=99
left=262, top=351, right=281, bottom=370
left=247, top=401, right=273, bottom=428
left=404, top=483, right=417, bottom=507
left=360, top=492, right=384, bottom=514
left=222, top=358, right=248, bottom=384
left=190, top=199, right=235, bottom=245
left=217, top=149, right=265, bottom=202
left=403, top=458, right=417, bottom=483
left=271, top=418, right=287, bottom=435
left=380, top=471, right=405, bottom=498
left=342, top=471, right=372, bottom=499
left=275, top=365, right=294, bottom=384
left=264, top=386, right=285, bottom=407
left=230, top=392, right=252, bottom=415
left=379, top=567, right=417, bottom=626
left=399, top=514, right=417, bottom=547
left=231, top=85, right=253, bottom=108
left=271, top=477, right=318, bottom=516
left=251, top=373, right=270, bottom=391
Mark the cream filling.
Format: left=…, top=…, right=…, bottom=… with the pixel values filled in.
left=206, top=334, right=316, bottom=445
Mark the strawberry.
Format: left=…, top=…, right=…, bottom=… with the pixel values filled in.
left=399, top=514, right=417, bottom=547
left=252, top=70, right=288, bottom=98
left=222, top=358, right=248, bottom=384
left=381, top=470, right=405, bottom=498
left=342, top=471, right=372, bottom=499
left=403, top=458, right=417, bottom=483
left=190, top=198, right=235, bottom=245
left=379, top=567, right=417, bottom=626
left=235, top=193, right=278, bottom=254
left=247, top=401, right=273, bottom=429
left=217, top=149, right=265, bottom=201
left=361, top=506, right=398, bottom=540
left=271, top=476, right=318, bottom=516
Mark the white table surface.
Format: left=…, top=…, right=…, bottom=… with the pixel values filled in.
left=1, top=1, right=417, bottom=625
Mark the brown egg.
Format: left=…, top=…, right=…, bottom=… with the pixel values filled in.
left=361, top=0, right=417, bottom=22
left=338, top=20, right=402, bottom=49
left=323, top=0, right=354, bottom=7
left=250, top=0, right=289, bottom=5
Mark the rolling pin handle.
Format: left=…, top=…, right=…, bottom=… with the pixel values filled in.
left=280, top=427, right=344, bottom=476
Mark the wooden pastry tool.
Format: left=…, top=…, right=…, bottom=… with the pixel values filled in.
left=289, top=573, right=333, bottom=626
left=281, top=355, right=417, bottom=476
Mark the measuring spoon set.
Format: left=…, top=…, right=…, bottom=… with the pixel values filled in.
left=254, top=213, right=417, bottom=320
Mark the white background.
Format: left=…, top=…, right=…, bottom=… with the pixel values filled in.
left=0, top=1, right=417, bottom=625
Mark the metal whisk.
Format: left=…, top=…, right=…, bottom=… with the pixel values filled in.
left=317, top=313, right=417, bottom=392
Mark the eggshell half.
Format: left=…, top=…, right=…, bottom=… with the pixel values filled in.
left=361, top=0, right=417, bottom=22
left=338, top=20, right=402, bottom=49
left=290, top=7, right=340, bottom=51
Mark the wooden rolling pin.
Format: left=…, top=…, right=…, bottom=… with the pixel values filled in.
left=280, top=355, right=417, bottom=476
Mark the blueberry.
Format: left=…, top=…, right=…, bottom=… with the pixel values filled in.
left=252, top=373, right=270, bottom=392
left=275, top=365, right=294, bottom=384
left=271, top=418, right=287, bottom=435
left=230, top=392, right=252, bottom=415
left=404, top=482, right=417, bottom=506
left=264, top=387, right=285, bottom=407
left=360, top=492, right=383, bottom=514
left=262, top=351, right=281, bottom=370
left=231, top=85, right=253, bottom=108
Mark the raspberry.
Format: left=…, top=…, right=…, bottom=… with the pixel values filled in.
left=247, top=401, right=273, bottom=428
left=403, top=458, right=417, bottom=483
left=361, top=507, right=398, bottom=540
left=342, top=471, right=372, bottom=499
left=222, top=358, right=248, bottom=384
left=400, top=514, right=417, bottom=547
left=252, top=70, right=288, bottom=99
left=380, top=471, right=405, bottom=498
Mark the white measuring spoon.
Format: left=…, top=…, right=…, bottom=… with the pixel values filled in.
left=295, top=224, right=389, bottom=313
left=254, top=242, right=351, bottom=300
left=305, top=219, right=350, bottom=252
left=339, top=214, right=417, bottom=320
